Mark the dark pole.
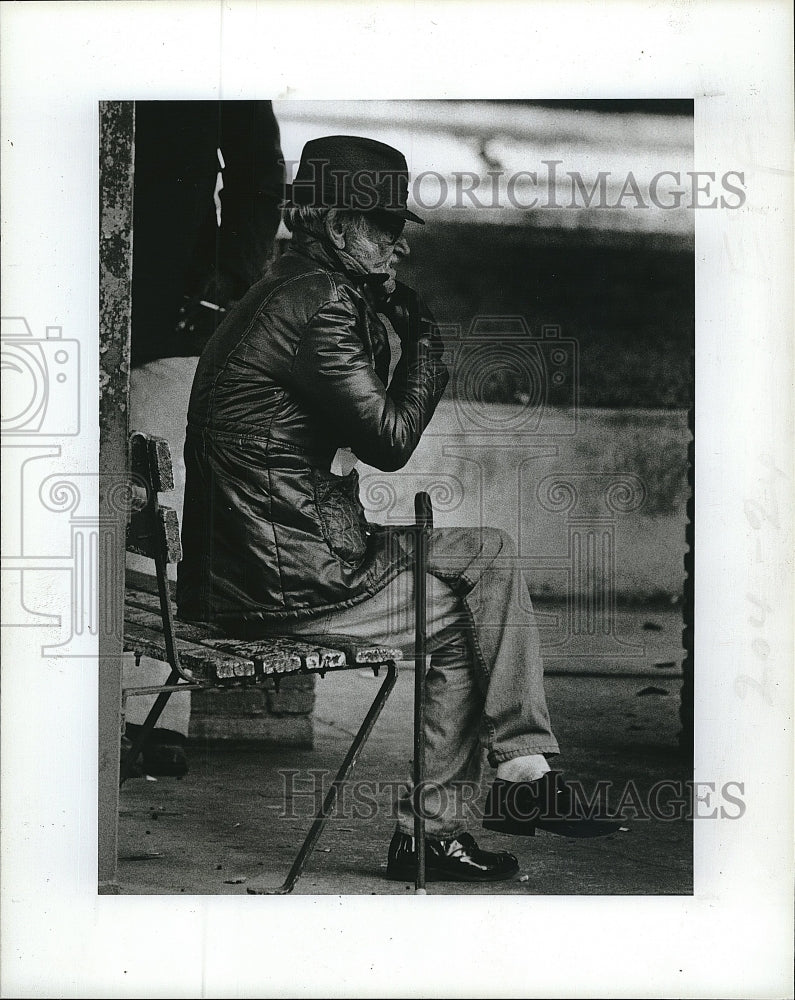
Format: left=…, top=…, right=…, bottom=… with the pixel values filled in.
left=413, top=491, right=433, bottom=894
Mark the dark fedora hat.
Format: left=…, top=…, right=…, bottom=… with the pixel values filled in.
left=284, top=134, right=424, bottom=224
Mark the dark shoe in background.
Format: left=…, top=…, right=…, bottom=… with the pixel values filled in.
left=121, top=724, right=189, bottom=778
left=386, top=829, right=519, bottom=883
left=483, top=771, right=622, bottom=838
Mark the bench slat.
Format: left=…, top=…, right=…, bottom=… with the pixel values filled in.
left=124, top=615, right=297, bottom=677
left=130, top=431, right=174, bottom=493
left=125, top=583, right=401, bottom=674
left=124, top=606, right=346, bottom=674
left=148, top=436, right=175, bottom=493
left=272, top=632, right=403, bottom=666
left=123, top=621, right=257, bottom=683
left=201, top=637, right=346, bottom=673
left=126, top=505, right=182, bottom=563
left=125, top=604, right=225, bottom=646
left=124, top=588, right=162, bottom=611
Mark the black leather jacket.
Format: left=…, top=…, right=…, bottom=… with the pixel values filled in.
left=176, top=231, right=449, bottom=626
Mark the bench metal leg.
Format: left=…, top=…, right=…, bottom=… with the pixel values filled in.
left=251, top=661, right=398, bottom=895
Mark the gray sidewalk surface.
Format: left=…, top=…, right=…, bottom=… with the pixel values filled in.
left=117, top=604, right=691, bottom=895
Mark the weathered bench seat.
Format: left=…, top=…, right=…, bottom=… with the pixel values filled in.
left=124, top=582, right=401, bottom=684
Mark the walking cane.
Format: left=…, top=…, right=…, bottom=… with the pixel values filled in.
left=413, top=491, right=433, bottom=894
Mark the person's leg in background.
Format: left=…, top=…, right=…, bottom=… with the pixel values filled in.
left=121, top=653, right=191, bottom=777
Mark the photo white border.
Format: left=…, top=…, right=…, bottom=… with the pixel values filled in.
left=1, top=1, right=792, bottom=996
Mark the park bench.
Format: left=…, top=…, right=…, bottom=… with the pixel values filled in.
left=121, top=430, right=433, bottom=894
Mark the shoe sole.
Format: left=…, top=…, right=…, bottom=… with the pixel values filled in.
left=483, top=817, right=537, bottom=836
left=483, top=817, right=621, bottom=838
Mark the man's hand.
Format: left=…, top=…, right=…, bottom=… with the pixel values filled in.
left=383, top=281, right=445, bottom=361
left=383, top=281, right=434, bottom=340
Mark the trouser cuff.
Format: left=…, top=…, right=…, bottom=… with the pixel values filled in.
left=396, top=820, right=468, bottom=841
left=488, top=743, right=561, bottom=767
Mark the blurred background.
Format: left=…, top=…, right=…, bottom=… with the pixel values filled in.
left=130, top=99, right=693, bottom=608
left=272, top=99, right=693, bottom=607
left=273, top=99, right=693, bottom=410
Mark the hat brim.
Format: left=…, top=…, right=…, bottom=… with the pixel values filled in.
left=400, top=208, right=425, bottom=225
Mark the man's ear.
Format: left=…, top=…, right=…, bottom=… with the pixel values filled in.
left=324, top=209, right=346, bottom=250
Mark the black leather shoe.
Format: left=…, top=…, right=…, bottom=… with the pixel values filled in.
left=386, top=830, right=519, bottom=883
left=122, top=724, right=188, bottom=777
left=483, top=772, right=622, bottom=838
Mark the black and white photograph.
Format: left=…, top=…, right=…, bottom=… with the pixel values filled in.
left=113, top=97, right=695, bottom=897
left=1, top=3, right=792, bottom=997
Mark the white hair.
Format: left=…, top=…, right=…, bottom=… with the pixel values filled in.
left=283, top=206, right=376, bottom=245
left=282, top=205, right=328, bottom=235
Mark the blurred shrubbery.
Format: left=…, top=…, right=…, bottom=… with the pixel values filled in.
left=400, top=224, right=693, bottom=410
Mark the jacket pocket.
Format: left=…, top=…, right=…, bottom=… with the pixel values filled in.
left=313, top=467, right=369, bottom=565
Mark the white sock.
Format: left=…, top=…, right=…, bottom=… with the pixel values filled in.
left=496, top=754, right=551, bottom=783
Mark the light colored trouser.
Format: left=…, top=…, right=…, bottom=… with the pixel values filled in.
left=279, top=526, right=560, bottom=838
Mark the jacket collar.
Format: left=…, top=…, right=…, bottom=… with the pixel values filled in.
left=287, top=230, right=390, bottom=306
left=287, top=229, right=391, bottom=380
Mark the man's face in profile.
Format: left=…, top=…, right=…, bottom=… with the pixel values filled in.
left=347, top=211, right=410, bottom=294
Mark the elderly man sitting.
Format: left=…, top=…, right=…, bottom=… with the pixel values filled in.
left=177, top=135, right=619, bottom=883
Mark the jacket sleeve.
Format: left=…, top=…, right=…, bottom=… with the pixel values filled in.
left=289, top=289, right=449, bottom=472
